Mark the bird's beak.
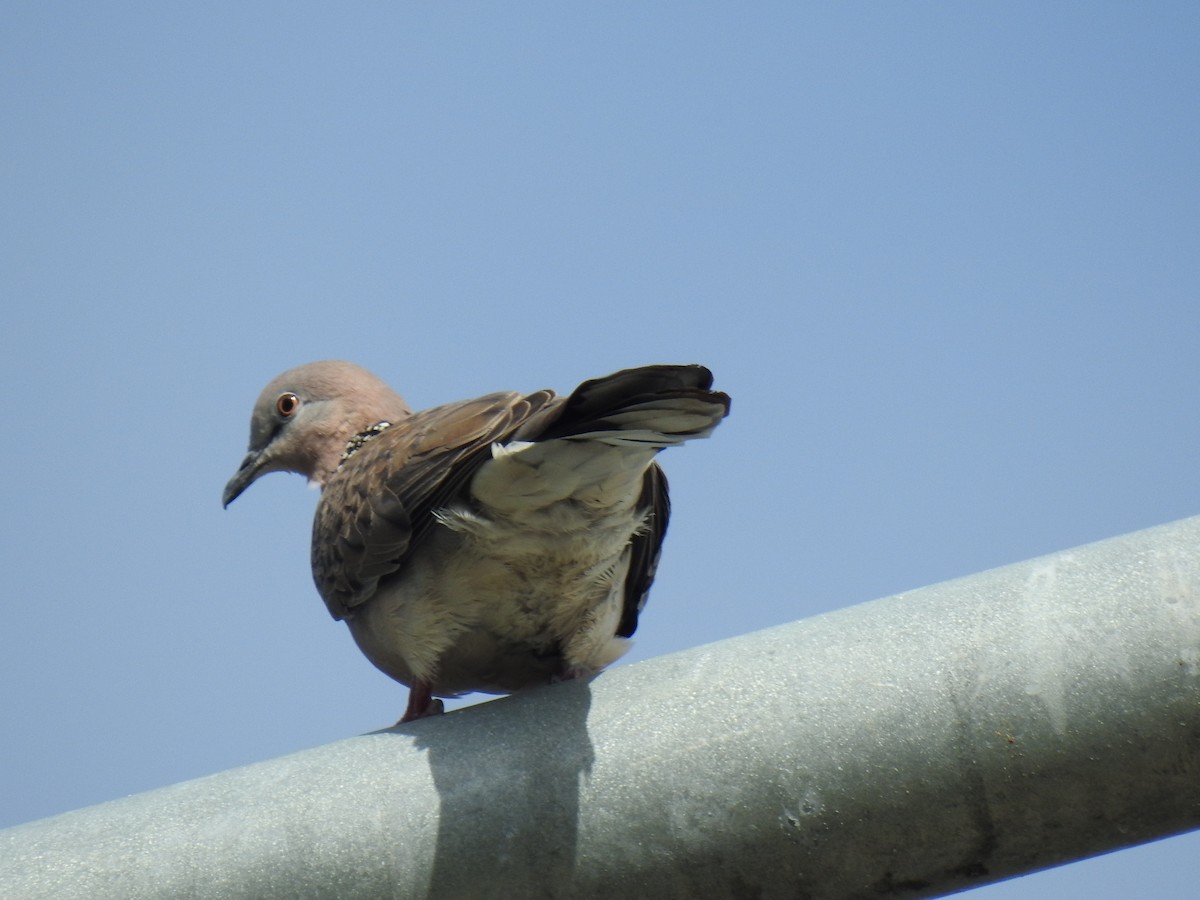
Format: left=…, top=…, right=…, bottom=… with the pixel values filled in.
left=223, top=449, right=266, bottom=508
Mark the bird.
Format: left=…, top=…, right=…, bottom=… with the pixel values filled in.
left=223, top=361, right=730, bottom=723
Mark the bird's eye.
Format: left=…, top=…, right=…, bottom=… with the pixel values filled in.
left=276, top=392, right=300, bottom=417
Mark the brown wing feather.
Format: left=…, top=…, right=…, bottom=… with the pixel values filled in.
left=311, top=389, right=559, bottom=619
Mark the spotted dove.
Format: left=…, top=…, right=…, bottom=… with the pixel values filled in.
left=223, top=362, right=730, bottom=722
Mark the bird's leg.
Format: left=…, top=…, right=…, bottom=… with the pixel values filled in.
left=397, top=680, right=445, bottom=724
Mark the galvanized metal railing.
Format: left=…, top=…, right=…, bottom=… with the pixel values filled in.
left=2, top=516, right=1198, bottom=898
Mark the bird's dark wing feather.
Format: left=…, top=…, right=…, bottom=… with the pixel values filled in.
left=619, top=463, right=669, bottom=637
left=523, top=363, right=724, bottom=441
left=312, top=389, right=558, bottom=619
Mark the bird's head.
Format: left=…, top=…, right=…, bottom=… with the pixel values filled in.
left=222, top=360, right=411, bottom=507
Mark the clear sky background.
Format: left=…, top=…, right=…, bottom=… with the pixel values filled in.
left=3, top=4, right=1198, bottom=896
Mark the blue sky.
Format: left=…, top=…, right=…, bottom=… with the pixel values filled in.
left=3, top=3, right=1198, bottom=895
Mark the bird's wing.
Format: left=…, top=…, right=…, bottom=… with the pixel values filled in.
left=619, top=462, right=670, bottom=638
left=510, top=364, right=727, bottom=639
left=311, top=389, right=557, bottom=619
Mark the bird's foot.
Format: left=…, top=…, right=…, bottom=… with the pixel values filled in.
left=396, top=682, right=444, bottom=724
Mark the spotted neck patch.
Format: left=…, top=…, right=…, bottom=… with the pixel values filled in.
left=340, top=421, right=392, bottom=467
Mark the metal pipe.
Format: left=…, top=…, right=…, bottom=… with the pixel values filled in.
left=3, top=516, right=1199, bottom=899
